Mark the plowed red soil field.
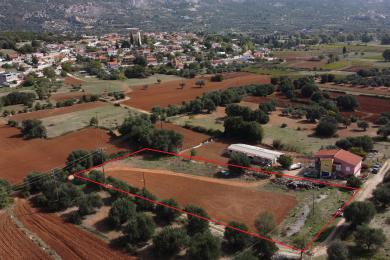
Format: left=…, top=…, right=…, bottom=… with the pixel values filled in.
left=327, top=92, right=390, bottom=122
left=243, top=93, right=309, bottom=108
left=10, top=101, right=107, bottom=122
left=0, top=211, right=50, bottom=259
left=0, top=124, right=124, bottom=184
left=122, top=72, right=270, bottom=111
left=106, top=166, right=297, bottom=231
left=14, top=199, right=132, bottom=260
left=157, top=122, right=210, bottom=149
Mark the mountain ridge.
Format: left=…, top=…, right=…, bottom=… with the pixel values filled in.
left=0, top=0, right=389, bottom=33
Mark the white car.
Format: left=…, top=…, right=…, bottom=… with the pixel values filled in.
left=289, top=163, right=302, bottom=171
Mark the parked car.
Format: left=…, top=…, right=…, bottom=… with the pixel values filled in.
left=371, top=167, right=380, bottom=174
left=289, top=163, right=302, bottom=171
left=303, top=170, right=319, bottom=179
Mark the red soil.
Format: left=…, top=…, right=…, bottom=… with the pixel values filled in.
left=243, top=93, right=309, bottom=108
left=0, top=124, right=125, bottom=184
left=106, top=167, right=297, bottom=231
left=157, top=122, right=210, bottom=149
left=14, top=199, right=132, bottom=260
left=0, top=212, right=50, bottom=259
left=51, top=92, right=88, bottom=102
left=122, top=72, right=270, bottom=111
left=64, top=76, right=84, bottom=86
left=327, top=91, right=390, bottom=122
left=182, top=140, right=230, bottom=163
left=10, top=101, right=107, bottom=122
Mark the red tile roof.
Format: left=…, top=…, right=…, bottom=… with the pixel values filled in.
left=314, top=149, right=339, bottom=157
left=334, top=149, right=362, bottom=166
left=315, top=149, right=362, bottom=166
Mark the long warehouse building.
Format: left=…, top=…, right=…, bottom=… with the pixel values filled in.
left=226, top=144, right=284, bottom=164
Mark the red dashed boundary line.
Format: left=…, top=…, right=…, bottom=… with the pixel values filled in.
left=71, top=148, right=360, bottom=254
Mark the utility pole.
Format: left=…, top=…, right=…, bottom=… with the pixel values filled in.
left=142, top=172, right=146, bottom=190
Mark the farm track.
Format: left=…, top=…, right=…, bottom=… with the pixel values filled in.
left=14, top=199, right=133, bottom=260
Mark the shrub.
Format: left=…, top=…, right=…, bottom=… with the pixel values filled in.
left=344, top=201, right=376, bottom=227
left=210, top=74, right=224, bottom=82
left=277, top=155, right=293, bottom=169
left=272, top=139, right=284, bottom=150
left=153, top=227, right=189, bottom=258
left=185, top=205, right=210, bottom=236
left=7, top=120, right=18, bottom=127
left=315, top=117, right=337, bottom=138
left=155, top=198, right=180, bottom=223
left=224, top=221, right=249, bottom=251
left=21, top=119, right=47, bottom=139
left=327, top=240, right=349, bottom=260
left=346, top=176, right=362, bottom=188
left=354, top=225, right=386, bottom=251
left=188, top=232, right=221, bottom=260
left=228, top=153, right=251, bottom=176
left=255, top=212, right=276, bottom=235
left=107, top=198, right=137, bottom=229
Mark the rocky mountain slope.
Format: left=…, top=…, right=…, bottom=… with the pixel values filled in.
left=0, top=0, right=389, bottom=32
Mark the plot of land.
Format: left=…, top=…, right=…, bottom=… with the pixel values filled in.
left=327, top=92, right=390, bottom=122
left=0, top=211, right=50, bottom=259
left=158, top=122, right=211, bottom=150
left=182, top=140, right=230, bottom=163
left=122, top=72, right=270, bottom=111
left=38, top=104, right=134, bottom=138
left=10, top=101, right=107, bottom=122
left=73, top=74, right=181, bottom=95
left=0, top=124, right=124, bottom=183
left=14, top=199, right=132, bottom=260
left=105, top=166, right=297, bottom=231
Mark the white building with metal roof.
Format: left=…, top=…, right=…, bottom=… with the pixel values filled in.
left=226, top=144, right=284, bottom=164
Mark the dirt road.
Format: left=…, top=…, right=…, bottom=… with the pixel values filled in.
left=311, top=160, right=390, bottom=257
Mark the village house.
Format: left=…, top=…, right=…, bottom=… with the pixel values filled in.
left=314, top=149, right=363, bottom=178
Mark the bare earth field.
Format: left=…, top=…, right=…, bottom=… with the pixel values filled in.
left=10, top=101, right=107, bottom=122
left=50, top=92, right=89, bottom=102
left=182, top=140, right=230, bottom=163
left=122, top=72, right=270, bottom=111
left=106, top=166, right=297, bottom=231
left=327, top=92, right=390, bottom=122
left=0, top=124, right=124, bottom=184
left=157, top=122, right=210, bottom=149
left=0, top=211, right=50, bottom=259
left=14, top=199, right=132, bottom=260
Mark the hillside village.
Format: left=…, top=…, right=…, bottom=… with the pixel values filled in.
left=0, top=30, right=272, bottom=87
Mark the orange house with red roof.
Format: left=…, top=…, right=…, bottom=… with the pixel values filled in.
left=314, top=149, right=362, bottom=178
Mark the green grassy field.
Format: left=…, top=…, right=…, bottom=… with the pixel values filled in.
left=168, top=114, right=225, bottom=131
left=262, top=125, right=340, bottom=155
left=41, top=104, right=136, bottom=138
left=75, top=74, right=182, bottom=95
left=120, top=155, right=220, bottom=177
left=321, top=60, right=352, bottom=70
